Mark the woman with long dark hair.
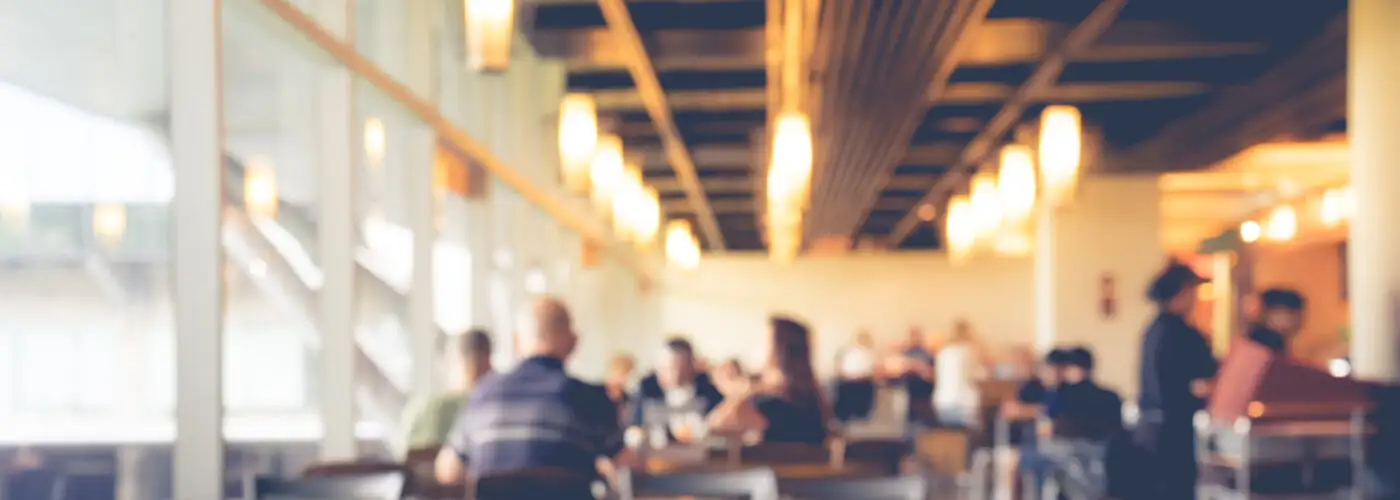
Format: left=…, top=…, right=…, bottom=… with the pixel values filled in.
left=706, top=315, right=830, bottom=444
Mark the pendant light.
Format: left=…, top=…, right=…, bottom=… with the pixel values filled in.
left=945, top=194, right=974, bottom=264
left=997, top=144, right=1036, bottom=225
left=1240, top=220, right=1261, bottom=243
left=364, top=117, right=386, bottom=170
left=589, top=134, right=625, bottom=217
left=968, top=171, right=1002, bottom=241
left=244, top=157, right=278, bottom=219
left=557, top=93, right=598, bottom=193
left=93, top=204, right=127, bottom=246
left=465, top=0, right=515, bottom=72
left=1038, top=105, right=1082, bottom=207
left=665, top=220, right=700, bottom=270
left=1264, top=205, right=1296, bottom=242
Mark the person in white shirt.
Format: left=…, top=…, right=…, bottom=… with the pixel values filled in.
left=934, top=320, right=985, bottom=428
left=834, top=331, right=878, bottom=421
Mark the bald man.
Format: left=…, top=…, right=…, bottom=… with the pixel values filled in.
left=435, top=297, right=626, bottom=491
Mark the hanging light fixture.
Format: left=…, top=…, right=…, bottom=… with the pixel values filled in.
left=968, top=171, right=1002, bottom=241
left=558, top=93, right=598, bottom=193
left=997, top=144, right=1037, bottom=225
left=634, top=187, right=661, bottom=246
left=364, top=117, right=386, bottom=170
left=464, top=0, right=515, bottom=72
left=1319, top=185, right=1353, bottom=227
left=244, top=157, right=278, bottom=219
left=1240, top=220, right=1261, bottom=243
left=767, top=110, right=814, bottom=211
left=665, top=220, right=701, bottom=270
left=93, top=204, right=127, bottom=246
left=1038, top=105, right=1082, bottom=207
left=589, top=134, right=625, bottom=217
left=1264, top=205, right=1297, bottom=242
left=945, top=194, right=974, bottom=264
left=611, top=163, right=643, bottom=241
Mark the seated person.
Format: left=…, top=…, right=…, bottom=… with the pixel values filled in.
left=1021, top=347, right=1123, bottom=495
left=1247, top=288, right=1305, bottom=354
left=833, top=331, right=878, bottom=422
left=403, top=329, right=493, bottom=452
left=1002, top=348, right=1070, bottom=444
left=435, top=298, right=628, bottom=492
left=706, top=316, right=830, bottom=445
left=630, top=337, right=724, bottom=442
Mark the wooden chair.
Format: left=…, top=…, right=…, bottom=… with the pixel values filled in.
left=403, top=447, right=464, bottom=499
left=778, top=474, right=930, bottom=500
left=616, top=467, right=780, bottom=500
left=248, top=471, right=404, bottom=500
left=471, top=467, right=596, bottom=500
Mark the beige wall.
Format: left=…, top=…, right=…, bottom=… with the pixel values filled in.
left=1251, top=240, right=1349, bottom=361
left=654, top=253, right=1035, bottom=377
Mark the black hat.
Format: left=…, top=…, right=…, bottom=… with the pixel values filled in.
left=1260, top=288, right=1305, bottom=311
left=1064, top=347, right=1095, bottom=371
left=1147, top=261, right=1204, bottom=303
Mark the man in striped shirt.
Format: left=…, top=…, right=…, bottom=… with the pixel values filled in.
left=434, top=297, right=627, bottom=490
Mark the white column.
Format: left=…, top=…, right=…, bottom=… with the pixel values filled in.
left=1032, top=205, right=1058, bottom=354
left=314, top=0, right=358, bottom=460
left=465, top=198, right=494, bottom=330
left=168, top=0, right=224, bottom=496
left=408, top=126, right=439, bottom=398
left=1348, top=0, right=1400, bottom=381
left=1210, top=252, right=1235, bottom=355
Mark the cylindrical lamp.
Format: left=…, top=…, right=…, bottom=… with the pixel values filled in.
left=464, top=0, right=515, bottom=72
left=558, top=93, right=598, bottom=193
left=589, top=134, right=625, bottom=218
left=1038, top=105, right=1082, bottom=207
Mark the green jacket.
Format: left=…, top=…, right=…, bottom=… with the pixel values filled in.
left=402, top=393, right=467, bottom=451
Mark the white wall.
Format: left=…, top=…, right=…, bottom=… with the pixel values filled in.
left=655, top=253, right=1035, bottom=377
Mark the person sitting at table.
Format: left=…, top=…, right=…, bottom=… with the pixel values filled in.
left=435, top=297, right=627, bottom=489
left=706, top=315, right=830, bottom=445
left=1021, top=347, right=1123, bottom=495
left=402, top=329, right=493, bottom=452
left=833, top=330, right=878, bottom=422
left=630, top=337, right=724, bottom=442
left=1246, top=288, right=1306, bottom=355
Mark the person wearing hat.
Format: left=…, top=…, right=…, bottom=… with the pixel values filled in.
left=1246, top=288, right=1306, bottom=354
left=1135, top=260, right=1219, bottom=500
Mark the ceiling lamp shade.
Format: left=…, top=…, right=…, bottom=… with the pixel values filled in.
left=364, top=117, right=386, bottom=170
left=945, top=194, right=974, bottom=264
left=244, top=157, right=278, bottom=219
left=464, top=0, right=515, bottom=72
left=665, top=219, right=701, bottom=270
left=997, top=144, right=1037, bottom=225
left=634, top=187, right=661, bottom=245
left=93, top=204, right=127, bottom=246
left=611, top=163, right=643, bottom=241
left=1264, top=205, right=1297, bottom=242
left=968, top=171, right=1002, bottom=241
left=767, top=110, right=814, bottom=212
left=589, top=134, right=625, bottom=217
left=557, top=93, right=598, bottom=193
left=1319, top=185, right=1353, bottom=227
left=1038, top=105, right=1082, bottom=207
left=1240, top=220, right=1261, bottom=243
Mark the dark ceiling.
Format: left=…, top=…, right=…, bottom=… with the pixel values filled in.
left=524, top=0, right=1347, bottom=252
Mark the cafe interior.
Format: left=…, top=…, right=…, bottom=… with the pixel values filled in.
left=0, top=0, right=1396, bottom=498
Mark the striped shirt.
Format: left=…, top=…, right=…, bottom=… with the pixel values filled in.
left=446, top=356, right=624, bottom=477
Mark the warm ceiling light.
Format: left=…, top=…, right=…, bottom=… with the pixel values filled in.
left=997, top=144, right=1037, bottom=225
left=1239, top=220, right=1261, bottom=243
left=611, top=163, right=643, bottom=241
left=916, top=204, right=937, bottom=222
left=1038, top=105, right=1082, bottom=207
left=665, top=220, right=701, bottom=270
left=945, top=194, right=974, bottom=264
left=767, top=110, right=813, bottom=212
left=589, top=134, right=625, bottom=217
left=364, top=117, right=386, bottom=169
left=993, top=225, right=1032, bottom=257
left=93, top=204, right=127, bottom=246
left=244, top=157, right=278, bottom=219
left=464, top=0, right=515, bottom=72
left=1264, top=205, right=1296, bottom=242
left=1319, top=185, right=1353, bottom=227
left=968, top=171, right=1002, bottom=240
left=635, top=187, right=661, bottom=246
left=558, top=93, right=598, bottom=193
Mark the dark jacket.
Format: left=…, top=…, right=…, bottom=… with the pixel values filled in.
left=1052, top=380, right=1124, bottom=441
left=1138, top=312, right=1218, bottom=416
left=1246, top=324, right=1288, bottom=354
left=629, top=372, right=725, bottom=428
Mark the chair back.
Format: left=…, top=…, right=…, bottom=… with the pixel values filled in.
left=301, top=461, right=402, bottom=478
left=778, top=474, right=929, bottom=500
left=250, top=472, right=404, bottom=500
left=617, top=467, right=779, bottom=500
left=470, top=467, right=595, bottom=500
left=403, top=448, right=463, bottom=499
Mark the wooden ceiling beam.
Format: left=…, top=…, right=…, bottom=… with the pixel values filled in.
left=597, top=0, right=727, bottom=250
left=1115, top=15, right=1346, bottom=173
left=539, top=20, right=1266, bottom=72
left=664, top=198, right=754, bottom=214
left=630, top=141, right=966, bottom=168
left=651, top=177, right=753, bottom=192
left=591, top=82, right=1210, bottom=113
left=888, top=0, right=1128, bottom=245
